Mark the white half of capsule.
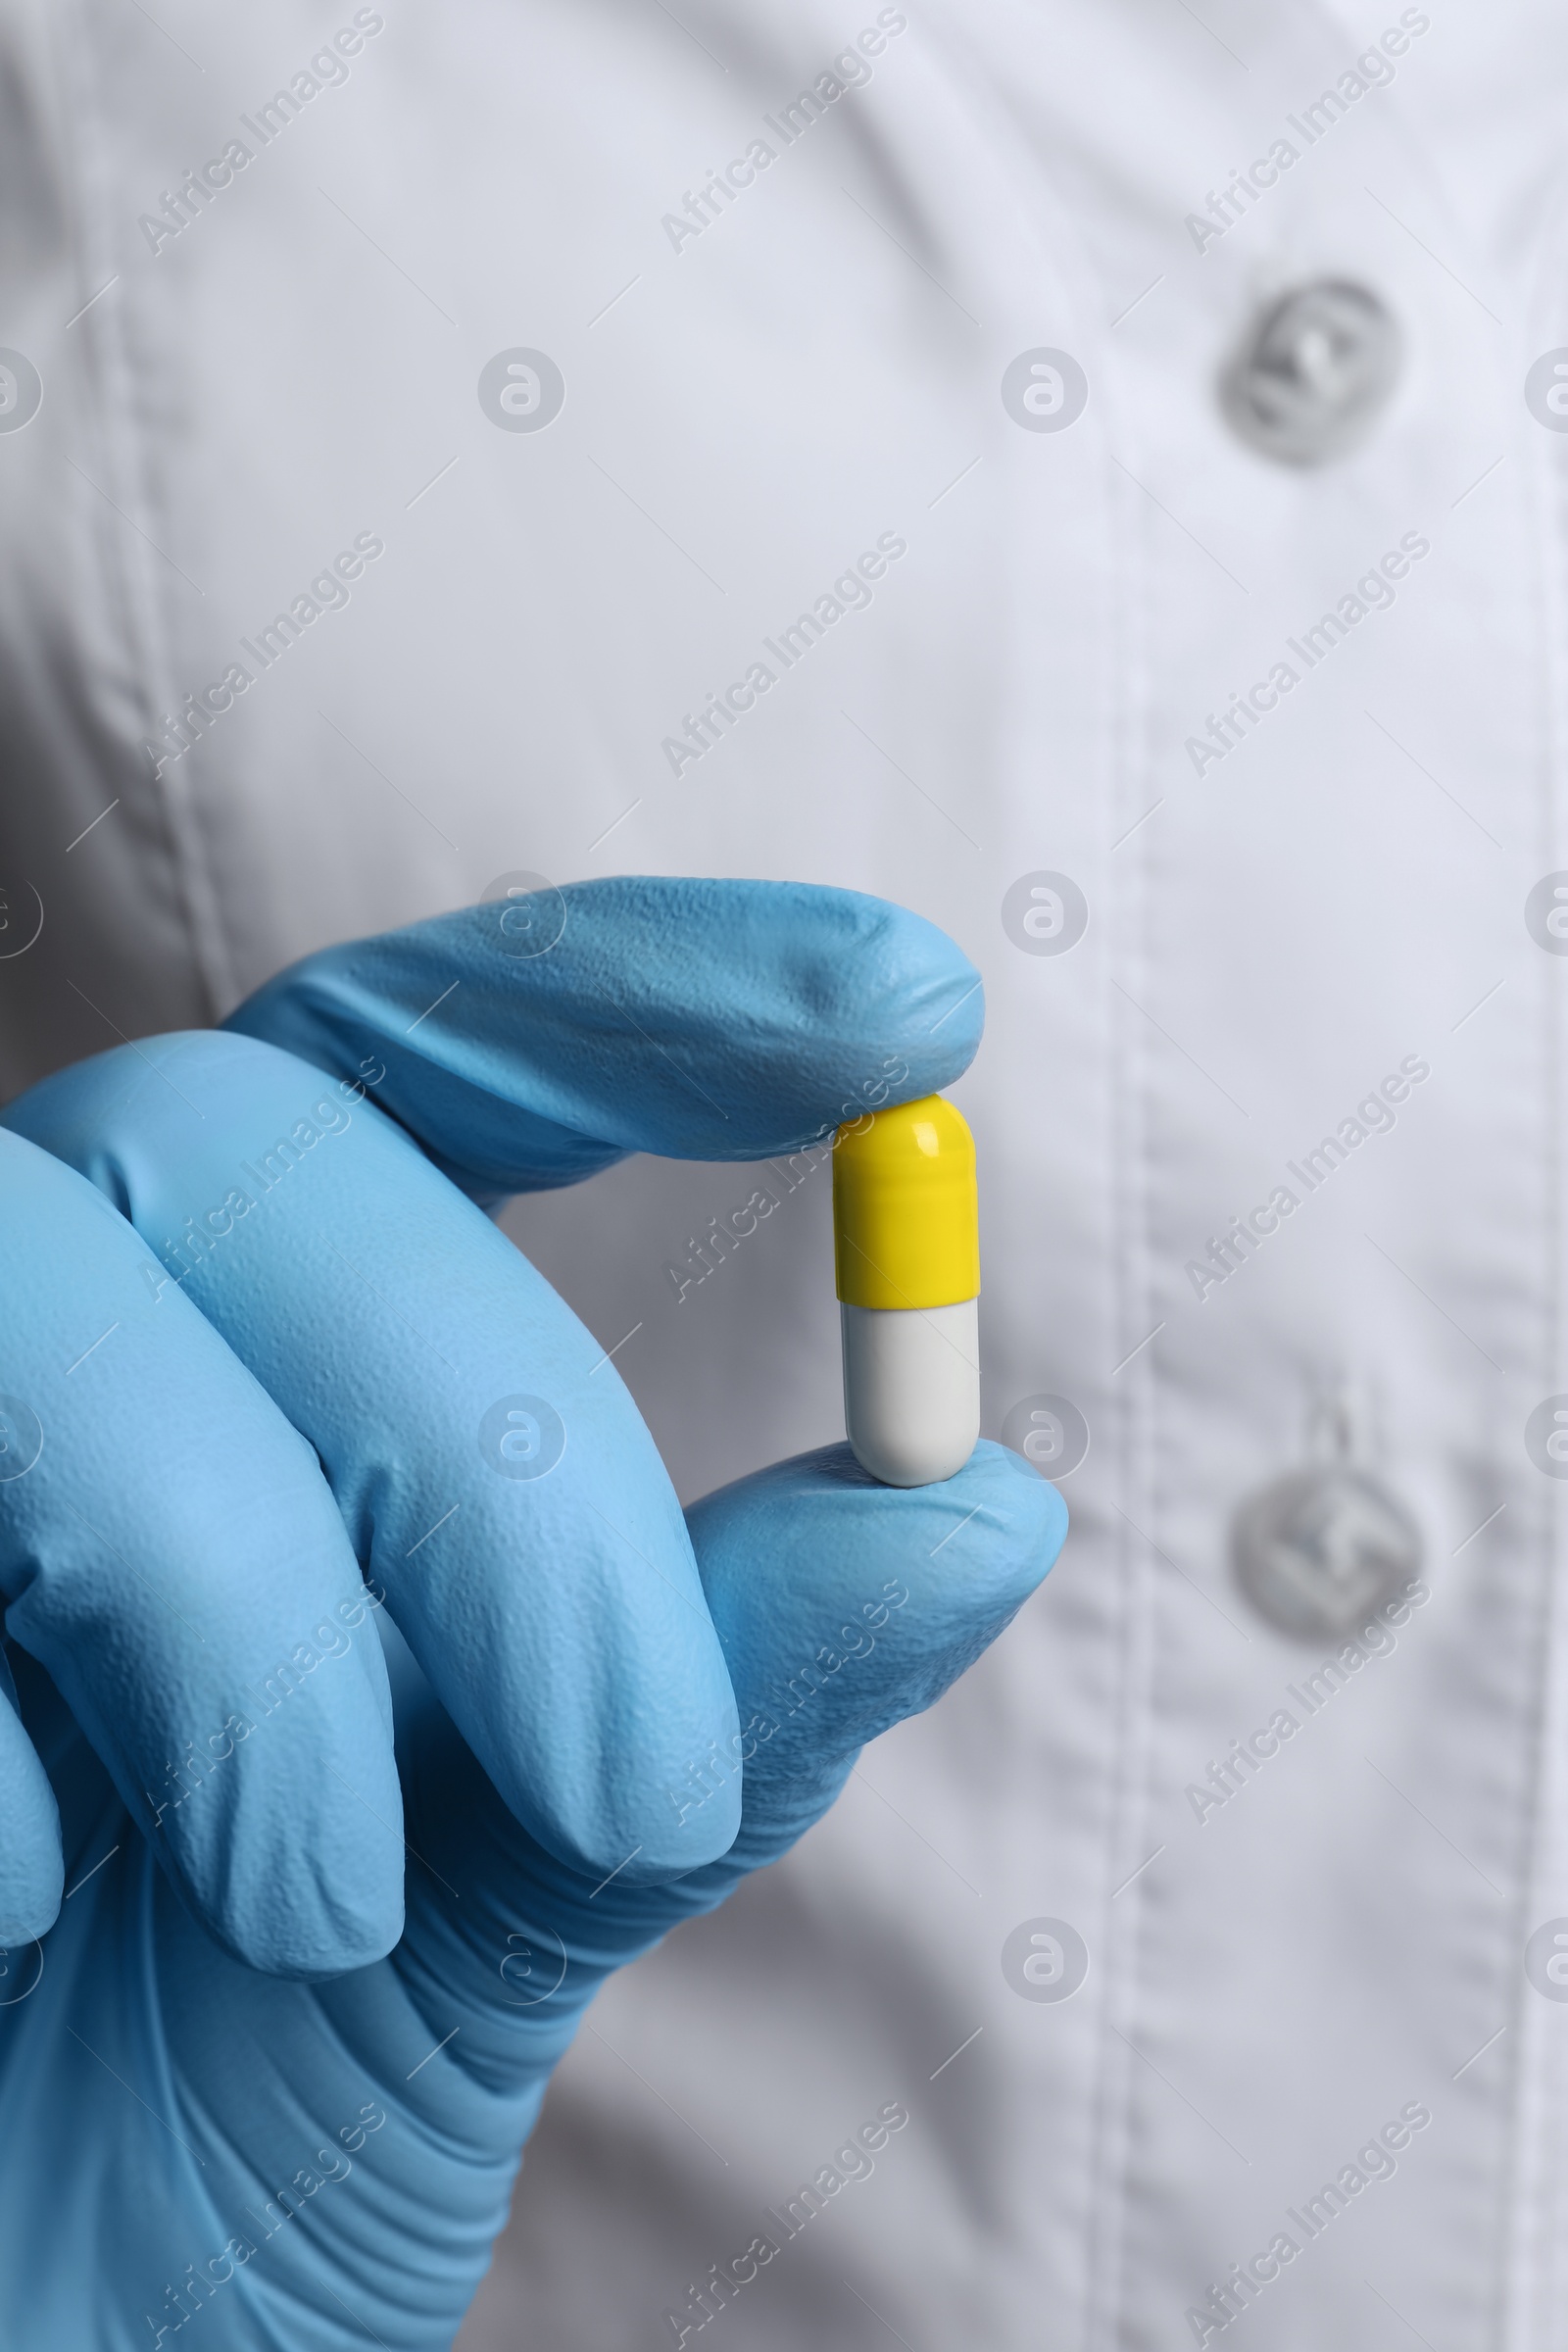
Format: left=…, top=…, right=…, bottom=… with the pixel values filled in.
left=841, top=1299, right=980, bottom=1489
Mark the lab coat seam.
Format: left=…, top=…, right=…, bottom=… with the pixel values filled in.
left=1088, top=371, right=1162, bottom=2352
left=64, top=0, right=235, bottom=1021
left=1090, top=277, right=1152, bottom=2352
left=1387, top=120, right=1568, bottom=2352
left=1500, top=202, right=1568, bottom=2352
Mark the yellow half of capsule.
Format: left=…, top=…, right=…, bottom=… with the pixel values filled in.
left=832, top=1094, right=980, bottom=1310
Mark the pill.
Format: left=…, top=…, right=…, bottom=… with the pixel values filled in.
left=831, top=1094, right=980, bottom=1487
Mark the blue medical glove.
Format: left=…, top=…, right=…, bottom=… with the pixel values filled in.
left=0, top=1122, right=405, bottom=1978
left=0, top=879, right=1065, bottom=2349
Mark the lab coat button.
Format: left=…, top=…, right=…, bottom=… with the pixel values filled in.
left=1222, top=281, right=1400, bottom=466
left=1233, top=1460, right=1420, bottom=1640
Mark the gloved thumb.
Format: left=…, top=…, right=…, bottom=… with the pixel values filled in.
left=375, top=1444, right=1066, bottom=2100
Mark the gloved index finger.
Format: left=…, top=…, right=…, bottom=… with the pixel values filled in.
left=224, top=877, right=983, bottom=1197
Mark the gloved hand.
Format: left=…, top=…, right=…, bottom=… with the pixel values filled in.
left=0, top=879, right=1066, bottom=2349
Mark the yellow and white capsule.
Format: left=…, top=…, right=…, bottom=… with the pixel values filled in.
left=832, top=1095, right=980, bottom=1488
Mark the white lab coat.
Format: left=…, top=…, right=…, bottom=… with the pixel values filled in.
left=2, top=1, right=1566, bottom=2343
